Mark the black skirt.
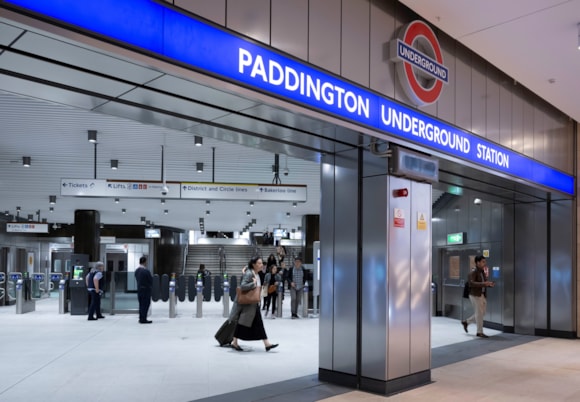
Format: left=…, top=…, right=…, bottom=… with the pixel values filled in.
left=234, top=304, right=267, bottom=341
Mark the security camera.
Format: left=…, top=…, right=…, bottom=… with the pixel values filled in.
left=283, top=168, right=289, bottom=176
left=161, top=185, right=169, bottom=195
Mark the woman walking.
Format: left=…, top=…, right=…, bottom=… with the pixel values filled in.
left=264, top=265, right=282, bottom=318
left=231, top=256, right=279, bottom=352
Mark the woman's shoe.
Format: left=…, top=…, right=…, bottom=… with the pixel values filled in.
left=265, top=344, right=278, bottom=352
left=232, top=344, right=243, bottom=351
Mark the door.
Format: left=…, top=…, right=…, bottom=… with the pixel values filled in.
left=104, top=252, right=138, bottom=314
left=441, top=248, right=479, bottom=320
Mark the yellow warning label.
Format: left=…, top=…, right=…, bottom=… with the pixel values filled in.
left=417, top=212, right=427, bottom=230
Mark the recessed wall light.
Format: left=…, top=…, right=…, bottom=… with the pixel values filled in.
left=88, top=130, right=97, bottom=143
left=110, top=159, right=118, bottom=170
left=22, top=156, right=31, bottom=167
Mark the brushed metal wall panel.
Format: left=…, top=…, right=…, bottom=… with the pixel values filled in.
left=471, top=62, right=486, bottom=137
left=309, top=0, right=341, bottom=75
left=271, top=0, right=308, bottom=60
left=511, top=87, right=524, bottom=154
left=550, top=200, right=574, bottom=332
left=467, top=196, right=481, bottom=245
left=533, top=202, right=548, bottom=330
left=455, top=45, right=472, bottom=132
left=227, top=0, right=270, bottom=44
left=514, top=204, right=534, bottom=334
left=533, top=107, right=545, bottom=162
left=319, top=155, right=336, bottom=370
left=332, top=148, right=359, bottom=374
left=480, top=201, right=492, bottom=243
left=499, top=84, right=512, bottom=148
left=387, top=176, right=411, bottom=380
left=341, top=0, right=370, bottom=86
left=361, top=174, right=388, bottom=380
left=522, top=97, right=534, bottom=157
left=485, top=66, right=500, bottom=144
left=175, top=0, right=226, bottom=25
left=503, top=204, right=515, bottom=328
left=409, top=181, right=431, bottom=373
left=369, top=0, right=395, bottom=98
left=436, top=34, right=455, bottom=124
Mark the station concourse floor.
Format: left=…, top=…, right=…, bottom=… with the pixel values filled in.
left=1, top=295, right=580, bottom=402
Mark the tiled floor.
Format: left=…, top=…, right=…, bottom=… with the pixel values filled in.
left=1, top=295, right=578, bottom=402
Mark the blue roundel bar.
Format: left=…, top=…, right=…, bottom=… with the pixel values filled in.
left=2, top=0, right=574, bottom=195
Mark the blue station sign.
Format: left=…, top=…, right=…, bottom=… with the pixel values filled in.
left=2, top=0, right=574, bottom=195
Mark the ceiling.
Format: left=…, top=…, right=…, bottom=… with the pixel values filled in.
left=400, top=0, right=580, bottom=124
left=1, top=1, right=576, bottom=234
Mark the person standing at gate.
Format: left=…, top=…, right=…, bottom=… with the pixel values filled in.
left=86, top=261, right=105, bottom=320
left=135, top=256, right=153, bottom=324
left=462, top=255, right=494, bottom=337
left=288, top=257, right=305, bottom=319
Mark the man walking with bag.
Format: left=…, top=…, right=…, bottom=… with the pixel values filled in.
left=462, top=255, right=494, bottom=338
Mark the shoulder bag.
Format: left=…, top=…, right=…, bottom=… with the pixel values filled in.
left=236, top=285, right=261, bottom=305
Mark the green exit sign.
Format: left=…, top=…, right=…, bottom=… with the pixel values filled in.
left=447, top=232, right=465, bottom=245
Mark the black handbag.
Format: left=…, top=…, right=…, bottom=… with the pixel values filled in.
left=462, top=281, right=470, bottom=299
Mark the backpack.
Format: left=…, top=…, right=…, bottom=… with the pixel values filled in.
left=462, top=281, right=470, bottom=299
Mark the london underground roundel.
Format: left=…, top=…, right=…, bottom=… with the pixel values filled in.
left=391, top=20, right=448, bottom=107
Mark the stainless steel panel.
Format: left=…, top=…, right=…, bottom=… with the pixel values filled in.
left=119, top=87, right=231, bottom=122
left=0, top=21, right=23, bottom=46
left=522, top=97, right=534, bottom=157
left=13, top=32, right=164, bottom=84
left=271, top=0, right=308, bottom=60
left=409, top=181, right=431, bottom=373
left=0, top=75, right=109, bottom=110
left=533, top=203, right=548, bottom=330
left=503, top=204, right=515, bottom=328
left=435, top=34, right=454, bottom=124
left=454, top=46, right=472, bottom=133
left=308, top=0, right=341, bottom=75
left=485, top=66, right=500, bottom=144
left=511, top=87, right=524, bottom=154
left=471, top=62, right=486, bottom=137
left=341, top=0, right=370, bottom=86
left=480, top=200, right=491, bottom=243
left=369, top=0, right=395, bottom=98
left=94, top=101, right=193, bottom=131
left=227, top=0, right=270, bottom=44
left=533, top=107, right=545, bottom=162
left=145, top=75, right=258, bottom=112
left=0, top=52, right=135, bottom=98
left=387, top=175, right=411, bottom=379
left=499, top=84, right=512, bottom=148
left=361, top=174, right=388, bottom=380
left=175, top=0, right=226, bottom=25
left=319, top=155, right=335, bottom=370
left=332, top=148, right=359, bottom=374
left=550, top=200, right=574, bottom=332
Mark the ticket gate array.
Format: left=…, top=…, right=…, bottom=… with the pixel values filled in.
left=11, top=272, right=36, bottom=314
left=50, top=273, right=68, bottom=314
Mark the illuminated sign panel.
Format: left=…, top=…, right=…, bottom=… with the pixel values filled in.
left=3, top=0, right=574, bottom=195
left=447, top=232, right=465, bottom=245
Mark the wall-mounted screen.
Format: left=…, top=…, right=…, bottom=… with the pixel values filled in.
left=145, top=228, right=161, bottom=238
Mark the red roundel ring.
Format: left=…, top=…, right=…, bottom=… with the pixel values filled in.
left=402, top=21, right=444, bottom=105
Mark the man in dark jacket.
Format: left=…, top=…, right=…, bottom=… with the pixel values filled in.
left=461, top=255, right=494, bottom=337
left=135, top=256, right=153, bottom=324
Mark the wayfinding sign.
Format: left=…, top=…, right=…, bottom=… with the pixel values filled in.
left=7, top=223, right=49, bottom=233
left=181, top=183, right=307, bottom=201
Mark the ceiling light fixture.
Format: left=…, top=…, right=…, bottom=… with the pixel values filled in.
left=22, top=156, right=31, bottom=167
left=122, top=208, right=126, bottom=214
left=286, top=212, right=291, bottom=217
left=161, top=199, right=166, bottom=205
left=110, top=159, right=118, bottom=170
left=196, top=162, right=204, bottom=173
left=28, top=214, right=33, bottom=222
left=246, top=211, right=251, bottom=216
left=164, top=209, right=168, bottom=215
left=206, top=200, right=211, bottom=205
left=206, top=210, right=211, bottom=215
left=250, top=201, right=254, bottom=207
left=293, top=202, right=297, bottom=207
left=88, top=130, right=97, bottom=143
left=194, top=136, right=203, bottom=146
left=49, top=195, right=56, bottom=205
left=141, top=216, right=146, bottom=223
left=115, top=198, right=120, bottom=204
left=49, top=207, right=54, bottom=213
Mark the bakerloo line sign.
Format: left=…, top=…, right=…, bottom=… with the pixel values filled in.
left=4, top=0, right=572, bottom=195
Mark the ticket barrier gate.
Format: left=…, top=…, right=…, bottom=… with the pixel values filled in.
left=31, top=273, right=46, bottom=299
left=196, top=273, right=203, bottom=318
left=13, top=272, right=36, bottom=314
left=276, top=280, right=284, bottom=318
left=51, top=273, right=68, bottom=314
left=302, top=281, right=309, bottom=318
left=169, top=275, right=177, bottom=318
left=222, top=274, right=230, bottom=318
left=0, top=272, right=5, bottom=306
